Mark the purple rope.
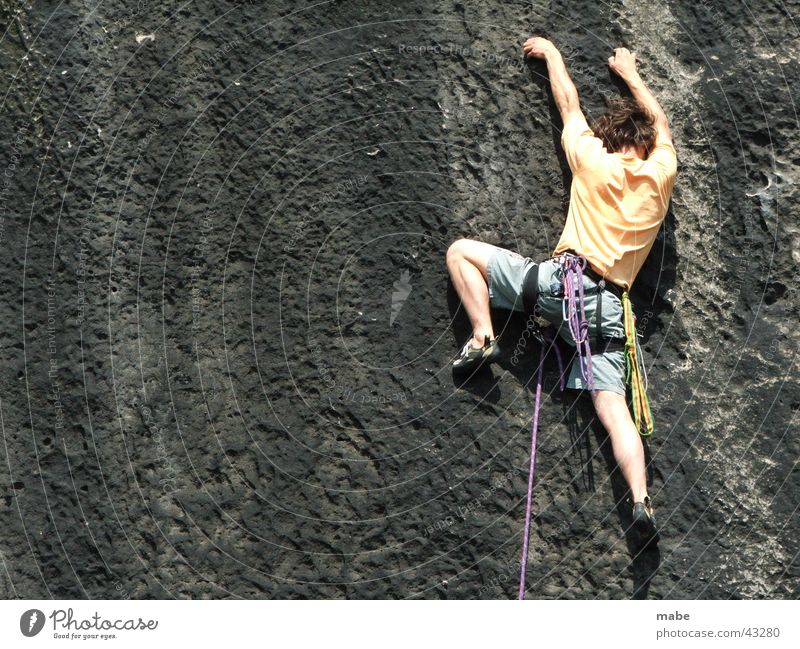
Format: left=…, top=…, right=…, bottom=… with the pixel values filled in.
left=519, top=264, right=592, bottom=600
left=518, top=344, right=545, bottom=600
left=560, top=255, right=595, bottom=391
left=518, top=333, right=566, bottom=599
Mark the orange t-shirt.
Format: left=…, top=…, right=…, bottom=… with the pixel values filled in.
left=553, top=115, right=678, bottom=289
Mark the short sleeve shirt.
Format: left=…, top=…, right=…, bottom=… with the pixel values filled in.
left=554, top=115, right=677, bottom=289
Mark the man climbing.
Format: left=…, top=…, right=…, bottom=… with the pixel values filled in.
left=445, top=38, right=677, bottom=548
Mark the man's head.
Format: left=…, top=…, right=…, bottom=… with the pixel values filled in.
left=592, top=97, right=656, bottom=159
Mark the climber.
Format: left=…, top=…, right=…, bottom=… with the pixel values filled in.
left=445, top=39, right=677, bottom=548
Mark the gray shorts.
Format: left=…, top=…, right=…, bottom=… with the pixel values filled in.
left=486, top=247, right=627, bottom=395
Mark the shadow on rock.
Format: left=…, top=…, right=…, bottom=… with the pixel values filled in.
left=571, top=395, right=662, bottom=599
left=454, top=307, right=665, bottom=598
left=451, top=365, right=502, bottom=405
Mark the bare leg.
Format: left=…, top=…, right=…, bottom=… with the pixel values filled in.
left=591, top=390, right=648, bottom=502
left=446, top=239, right=498, bottom=348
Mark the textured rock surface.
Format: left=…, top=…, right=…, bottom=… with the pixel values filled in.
left=0, top=0, right=798, bottom=599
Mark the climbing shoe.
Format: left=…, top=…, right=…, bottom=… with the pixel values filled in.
left=631, top=496, right=660, bottom=549
left=452, top=335, right=500, bottom=373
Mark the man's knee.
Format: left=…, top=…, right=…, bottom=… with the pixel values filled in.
left=592, top=389, right=626, bottom=409
left=446, top=238, right=470, bottom=265
left=592, top=390, right=631, bottom=428
left=446, top=239, right=495, bottom=277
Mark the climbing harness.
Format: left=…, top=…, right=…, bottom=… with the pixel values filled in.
left=517, top=252, right=655, bottom=598
left=553, top=251, right=653, bottom=431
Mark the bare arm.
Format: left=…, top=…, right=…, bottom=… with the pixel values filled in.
left=523, top=37, right=583, bottom=124
left=608, top=48, right=672, bottom=143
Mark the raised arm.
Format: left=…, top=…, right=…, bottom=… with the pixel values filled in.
left=523, top=37, right=583, bottom=125
left=608, top=48, right=672, bottom=143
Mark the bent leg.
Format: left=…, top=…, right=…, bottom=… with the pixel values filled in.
left=446, top=239, right=498, bottom=349
left=591, top=390, right=648, bottom=502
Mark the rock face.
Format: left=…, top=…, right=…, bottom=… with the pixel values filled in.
left=0, top=0, right=797, bottom=599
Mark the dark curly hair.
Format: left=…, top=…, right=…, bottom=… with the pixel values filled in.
left=592, top=97, right=657, bottom=157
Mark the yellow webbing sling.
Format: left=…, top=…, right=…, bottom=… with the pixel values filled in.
left=622, top=291, right=654, bottom=436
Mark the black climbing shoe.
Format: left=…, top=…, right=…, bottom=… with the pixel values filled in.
left=452, top=335, right=500, bottom=373
left=631, top=496, right=659, bottom=549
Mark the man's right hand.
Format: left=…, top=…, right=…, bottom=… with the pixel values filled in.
left=523, top=36, right=558, bottom=60
left=608, top=47, right=672, bottom=143
left=608, top=47, right=639, bottom=81
left=524, top=37, right=582, bottom=126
